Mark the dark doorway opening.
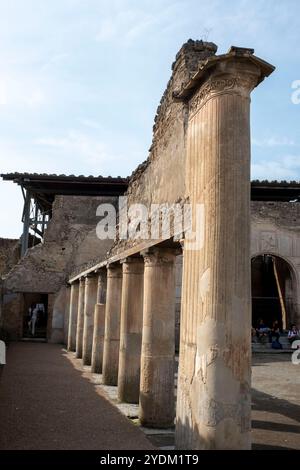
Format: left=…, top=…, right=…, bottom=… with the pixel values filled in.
left=251, top=254, right=294, bottom=330
left=22, top=293, right=48, bottom=339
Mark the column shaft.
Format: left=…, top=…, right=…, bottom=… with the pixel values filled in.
left=82, top=275, right=98, bottom=365
left=139, top=247, right=176, bottom=428
left=91, top=270, right=107, bottom=374
left=67, top=282, right=79, bottom=351
left=175, top=61, right=264, bottom=449
left=118, top=257, right=144, bottom=403
left=75, top=278, right=85, bottom=358
left=102, top=264, right=122, bottom=385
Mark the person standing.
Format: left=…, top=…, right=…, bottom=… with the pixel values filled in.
left=28, top=306, right=39, bottom=336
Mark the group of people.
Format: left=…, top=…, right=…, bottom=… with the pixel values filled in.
left=27, top=303, right=45, bottom=336
left=252, top=318, right=300, bottom=348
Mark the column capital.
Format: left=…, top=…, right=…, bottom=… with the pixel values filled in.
left=141, top=246, right=179, bottom=267
left=97, top=267, right=107, bottom=281
left=97, top=268, right=107, bottom=304
left=120, top=256, right=144, bottom=274
left=176, top=48, right=275, bottom=118
left=85, top=273, right=98, bottom=285
left=107, top=263, right=122, bottom=278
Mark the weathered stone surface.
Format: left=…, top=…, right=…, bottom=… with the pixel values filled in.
left=75, top=278, right=85, bottom=358
left=139, top=247, right=176, bottom=428
left=102, top=264, right=122, bottom=386
left=91, top=270, right=107, bottom=374
left=175, top=55, right=272, bottom=450
left=110, top=42, right=218, bottom=257
left=251, top=201, right=300, bottom=327
left=118, top=257, right=144, bottom=403
left=82, top=275, right=98, bottom=365
left=0, top=238, right=20, bottom=277
left=67, top=282, right=79, bottom=351
left=1, top=195, right=116, bottom=341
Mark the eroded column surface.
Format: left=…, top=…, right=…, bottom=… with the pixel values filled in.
left=82, top=274, right=98, bottom=366
left=118, top=257, right=144, bottom=403
left=102, top=264, right=122, bottom=385
left=139, top=247, right=177, bottom=428
left=175, top=51, right=274, bottom=449
left=75, top=278, right=85, bottom=358
left=91, top=269, right=107, bottom=374
left=67, top=282, right=79, bottom=351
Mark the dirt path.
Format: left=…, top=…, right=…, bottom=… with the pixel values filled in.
left=0, top=342, right=154, bottom=450
left=252, top=353, right=300, bottom=450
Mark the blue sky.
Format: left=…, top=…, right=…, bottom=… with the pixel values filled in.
left=0, top=0, right=299, bottom=238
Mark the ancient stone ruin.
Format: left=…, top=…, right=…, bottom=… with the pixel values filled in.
left=1, top=40, right=299, bottom=449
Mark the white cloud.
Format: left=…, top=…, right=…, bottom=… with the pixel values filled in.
left=251, top=155, right=300, bottom=180
left=34, top=129, right=142, bottom=176
left=79, top=118, right=102, bottom=130
left=95, top=18, right=118, bottom=42
left=0, top=74, right=47, bottom=109
left=94, top=3, right=183, bottom=46
left=35, top=131, right=111, bottom=168
left=41, top=53, right=69, bottom=72
left=252, top=137, right=296, bottom=148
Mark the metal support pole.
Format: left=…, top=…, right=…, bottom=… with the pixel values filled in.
left=21, top=191, right=31, bottom=257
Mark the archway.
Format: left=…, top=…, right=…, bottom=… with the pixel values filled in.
left=251, top=254, right=296, bottom=330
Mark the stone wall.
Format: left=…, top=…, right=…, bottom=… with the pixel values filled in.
left=1, top=194, right=117, bottom=341
left=174, top=201, right=300, bottom=348
left=251, top=201, right=300, bottom=325
left=111, top=40, right=218, bottom=256
left=0, top=292, right=23, bottom=340
left=0, top=238, right=20, bottom=277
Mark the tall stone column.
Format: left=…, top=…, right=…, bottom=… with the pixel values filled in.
left=91, top=269, right=107, bottom=374
left=82, top=274, right=98, bottom=366
left=118, top=257, right=144, bottom=403
left=67, top=282, right=79, bottom=351
left=139, top=247, right=177, bottom=428
left=102, top=264, right=122, bottom=385
left=75, top=278, right=85, bottom=359
left=175, top=49, right=274, bottom=449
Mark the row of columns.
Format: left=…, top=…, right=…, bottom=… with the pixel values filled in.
left=67, top=246, right=178, bottom=429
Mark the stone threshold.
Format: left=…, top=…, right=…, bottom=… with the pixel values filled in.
left=21, top=337, right=47, bottom=343
left=252, top=349, right=293, bottom=354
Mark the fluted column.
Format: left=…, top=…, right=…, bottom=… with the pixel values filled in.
left=102, top=264, right=122, bottom=385
left=67, top=282, right=79, bottom=351
left=75, top=278, right=85, bottom=358
left=91, top=269, right=107, bottom=374
left=82, top=274, right=98, bottom=366
left=139, top=247, right=177, bottom=428
left=175, top=52, right=274, bottom=449
left=118, top=257, right=144, bottom=403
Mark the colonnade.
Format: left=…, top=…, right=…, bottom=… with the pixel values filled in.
left=67, top=246, right=178, bottom=429
left=66, top=48, right=274, bottom=449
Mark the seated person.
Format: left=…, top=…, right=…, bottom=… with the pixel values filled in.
left=269, top=320, right=280, bottom=343
left=251, top=327, right=257, bottom=342
left=256, top=319, right=270, bottom=342
left=288, top=324, right=300, bottom=344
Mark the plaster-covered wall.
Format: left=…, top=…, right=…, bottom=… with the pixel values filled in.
left=174, top=201, right=300, bottom=349
left=111, top=41, right=218, bottom=256
left=251, top=201, right=300, bottom=325
left=1, top=194, right=117, bottom=341
left=0, top=238, right=20, bottom=277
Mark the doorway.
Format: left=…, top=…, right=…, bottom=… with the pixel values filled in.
left=22, top=293, right=48, bottom=339
left=251, top=254, right=295, bottom=330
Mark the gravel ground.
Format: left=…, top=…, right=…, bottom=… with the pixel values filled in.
left=0, top=342, right=154, bottom=450
left=251, top=353, right=300, bottom=450
left=0, top=343, right=299, bottom=450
